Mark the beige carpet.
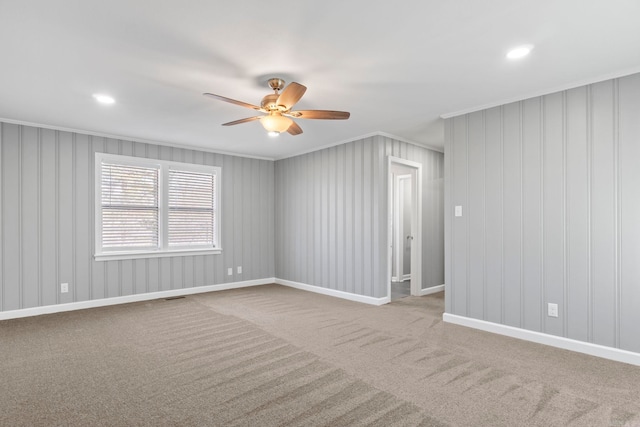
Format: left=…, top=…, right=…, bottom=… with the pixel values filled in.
left=1, top=284, right=639, bottom=426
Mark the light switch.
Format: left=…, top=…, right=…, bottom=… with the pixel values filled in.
left=454, top=205, right=463, bottom=217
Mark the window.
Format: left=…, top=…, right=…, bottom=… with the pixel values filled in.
left=168, top=169, right=216, bottom=247
left=95, top=153, right=221, bottom=261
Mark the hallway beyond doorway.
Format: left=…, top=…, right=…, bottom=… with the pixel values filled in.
left=391, top=280, right=411, bottom=301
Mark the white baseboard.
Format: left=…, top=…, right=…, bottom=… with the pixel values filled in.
left=0, top=278, right=275, bottom=321
left=275, top=278, right=389, bottom=306
left=419, top=285, right=444, bottom=296
left=402, top=274, right=411, bottom=281
left=443, top=313, right=640, bottom=367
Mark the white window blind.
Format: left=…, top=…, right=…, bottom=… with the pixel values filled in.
left=95, top=153, right=222, bottom=261
left=168, top=169, right=216, bottom=247
left=101, top=162, right=159, bottom=249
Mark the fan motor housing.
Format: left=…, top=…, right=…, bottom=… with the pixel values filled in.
left=261, top=93, right=286, bottom=112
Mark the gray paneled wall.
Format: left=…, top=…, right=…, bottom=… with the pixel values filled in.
left=0, top=121, right=275, bottom=312
left=445, top=72, right=640, bottom=353
left=275, top=135, right=444, bottom=298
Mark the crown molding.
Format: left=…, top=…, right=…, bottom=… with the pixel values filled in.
left=441, top=66, right=640, bottom=119
left=276, top=131, right=443, bottom=160
left=0, top=117, right=275, bottom=161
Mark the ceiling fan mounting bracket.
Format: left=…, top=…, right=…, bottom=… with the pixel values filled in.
left=267, top=78, right=286, bottom=92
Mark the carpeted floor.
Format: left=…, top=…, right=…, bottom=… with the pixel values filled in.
left=1, top=284, right=639, bottom=426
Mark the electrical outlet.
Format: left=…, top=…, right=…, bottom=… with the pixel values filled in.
left=61, top=283, right=69, bottom=293
left=454, top=205, right=463, bottom=217
left=547, top=303, right=558, bottom=318
left=227, top=268, right=233, bottom=276
left=237, top=266, right=242, bottom=274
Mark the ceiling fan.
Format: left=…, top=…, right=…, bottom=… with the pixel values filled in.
left=203, top=78, right=350, bottom=136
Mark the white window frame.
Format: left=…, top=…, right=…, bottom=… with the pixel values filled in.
left=95, top=153, right=222, bottom=261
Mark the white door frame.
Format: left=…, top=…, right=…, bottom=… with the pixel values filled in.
left=387, top=156, right=422, bottom=299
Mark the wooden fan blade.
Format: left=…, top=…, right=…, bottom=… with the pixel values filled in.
left=203, top=93, right=261, bottom=110
left=276, top=82, right=307, bottom=110
left=222, top=116, right=262, bottom=126
left=287, top=121, right=303, bottom=135
left=288, top=110, right=350, bottom=120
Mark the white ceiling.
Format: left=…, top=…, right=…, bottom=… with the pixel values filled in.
left=1, top=1, right=639, bottom=160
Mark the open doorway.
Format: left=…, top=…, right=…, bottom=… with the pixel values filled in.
left=391, top=173, right=412, bottom=299
left=388, top=157, right=422, bottom=301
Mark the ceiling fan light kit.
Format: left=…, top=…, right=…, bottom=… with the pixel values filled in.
left=203, top=78, right=350, bottom=137
left=260, top=113, right=293, bottom=135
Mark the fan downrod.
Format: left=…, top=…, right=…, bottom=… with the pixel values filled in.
left=262, top=78, right=287, bottom=111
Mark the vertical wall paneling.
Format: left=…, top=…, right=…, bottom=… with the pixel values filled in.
left=40, top=131, right=57, bottom=306
left=362, top=140, right=373, bottom=296
left=57, top=132, right=73, bottom=304
left=232, top=156, right=242, bottom=283
left=451, top=116, right=468, bottom=316
left=345, top=142, right=354, bottom=294
left=467, top=111, right=486, bottom=320
left=327, top=147, right=335, bottom=289
left=445, top=72, right=640, bottom=353
left=502, top=103, right=523, bottom=327
left=268, top=159, right=275, bottom=279
left=0, top=121, right=275, bottom=314
left=302, top=155, right=310, bottom=285
left=372, top=138, right=381, bottom=298
left=22, top=127, right=38, bottom=308
left=275, top=135, right=444, bottom=299
left=353, top=141, right=363, bottom=294
left=296, top=156, right=303, bottom=283
left=75, top=135, right=90, bottom=301
left=287, top=157, right=295, bottom=282
left=444, top=122, right=452, bottom=314
left=562, top=93, right=568, bottom=338
left=18, top=127, right=23, bottom=309
left=483, top=108, right=503, bottom=324
left=336, top=145, right=344, bottom=292
left=280, top=157, right=288, bottom=280
left=274, top=157, right=281, bottom=278
left=613, top=79, right=621, bottom=350
left=586, top=86, right=593, bottom=343
left=253, top=159, right=260, bottom=283
left=3, top=125, right=21, bottom=310
left=322, top=149, right=330, bottom=288
left=246, top=159, right=255, bottom=281
left=0, top=123, right=3, bottom=311
left=521, top=98, right=543, bottom=331
left=618, top=73, right=640, bottom=353
left=590, top=81, right=617, bottom=347
left=542, top=93, right=564, bottom=337
left=565, top=87, right=589, bottom=341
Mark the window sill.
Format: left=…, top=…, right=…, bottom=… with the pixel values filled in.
left=94, top=248, right=222, bottom=262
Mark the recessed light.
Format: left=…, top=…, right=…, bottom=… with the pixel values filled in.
left=93, top=93, right=115, bottom=104
left=506, top=44, right=534, bottom=60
